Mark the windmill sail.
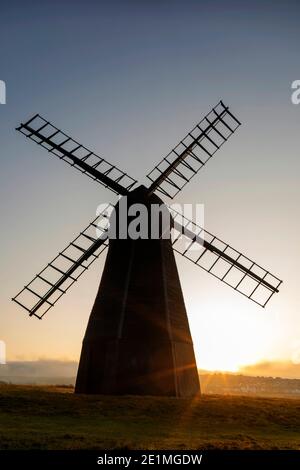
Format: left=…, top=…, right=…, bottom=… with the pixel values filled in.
left=17, top=114, right=137, bottom=195
left=12, top=204, right=113, bottom=319
left=170, top=208, right=282, bottom=307
left=147, top=101, right=241, bottom=198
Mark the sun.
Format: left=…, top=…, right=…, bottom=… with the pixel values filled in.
left=188, top=296, right=271, bottom=374
left=202, top=357, right=240, bottom=374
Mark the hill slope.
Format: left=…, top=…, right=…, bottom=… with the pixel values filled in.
left=0, top=385, right=299, bottom=450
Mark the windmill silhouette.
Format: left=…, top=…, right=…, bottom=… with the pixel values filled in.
left=12, top=101, right=282, bottom=396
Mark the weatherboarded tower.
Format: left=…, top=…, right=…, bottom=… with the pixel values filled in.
left=75, top=187, right=200, bottom=396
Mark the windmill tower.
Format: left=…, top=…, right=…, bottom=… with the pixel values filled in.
left=12, top=101, right=282, bottom=396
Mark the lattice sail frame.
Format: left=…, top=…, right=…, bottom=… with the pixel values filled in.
left=170, top=208, right=282, bottom=307
left=17, top=114, right=137, bottom=195
left=12, top=204, right=113, bottom=319
left=13, top=101, right=282, bottom=319
left=147, top=101, right=241, bottom=199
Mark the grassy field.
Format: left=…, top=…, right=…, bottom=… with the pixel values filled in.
left=0, top=384, right=299, bottom=450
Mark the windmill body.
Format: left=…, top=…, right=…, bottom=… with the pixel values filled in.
left=76, top=186, right=200, bottom=395
left=12, top=101, right=282, bottom=397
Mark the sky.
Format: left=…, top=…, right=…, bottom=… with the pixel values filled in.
left=0, top=0, right=299, bottom=377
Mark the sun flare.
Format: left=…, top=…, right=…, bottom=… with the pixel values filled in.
left=188, top=297, right=274, bottom=374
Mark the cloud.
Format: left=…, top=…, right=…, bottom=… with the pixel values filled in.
left=239, top=361, right=300, bottom=379
left=0, top=360, right=77, bottom=379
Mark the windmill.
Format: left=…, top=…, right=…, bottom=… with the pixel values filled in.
left=12, top=101, right=282, bottom=397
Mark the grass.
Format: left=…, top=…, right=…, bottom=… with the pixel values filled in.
left=0, top=384, right=299, bottom=450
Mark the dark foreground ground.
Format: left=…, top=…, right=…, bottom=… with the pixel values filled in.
left=0, top=385, right=299, bottom=450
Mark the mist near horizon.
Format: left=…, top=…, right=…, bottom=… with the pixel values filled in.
left=1, top=359, right=299, bottom=381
